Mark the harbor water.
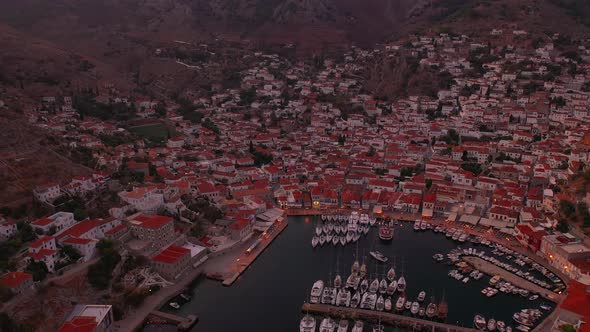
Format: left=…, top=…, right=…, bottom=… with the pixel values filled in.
left=151, top=216, right=553, bottom=331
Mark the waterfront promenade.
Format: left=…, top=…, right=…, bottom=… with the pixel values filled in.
left=222, top=219, right=289, bottom=286
left=302, top=303, right=476, bottom=332
left=463, top=256, right=562, bottom=303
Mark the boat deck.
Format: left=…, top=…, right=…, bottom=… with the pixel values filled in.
left=302, top=303, right=476, bottom=332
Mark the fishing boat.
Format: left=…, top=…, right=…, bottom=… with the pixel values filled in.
left=376, top=295, right=385, bottom=311
left=379, top=223, right=394, bottom=241
left=395, top=295, right=405, bottom=311
left=426, top=299, right=437, bottom=318
left=352, top=321, right=364, bottom=332
left=474, top=315, right=486, bottom=330
left=337, top=319, right=348, bottom=332
left=320, top=317, right=335, bottom=332
left=169, top=302, right=180, bottom=309
left=379, top=279, right=388, bottom=294
left=411, top=301, right=420, bottom=315
left=528, top=295, right=539, bottom=301
left=310, top=280, right=325, bottom=304
left=386, top=266, right=396, bottom=282
left=300, top=314, right=317, bottom=332
left=497, top=321, right=506, bottom=332
left=370, top=251, right=388, bottom=263
left=418, top=291, right=426, bottom=302
left=384, top=297, right=392, bottom=311
left=386, top=280, right=397, bottom=295
left=397, top=276, right=406, bottom=292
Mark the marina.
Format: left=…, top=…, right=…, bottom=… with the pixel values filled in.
left=154, top=216, right=560, bottom=332
left=301, top=303, right=476, bottom=332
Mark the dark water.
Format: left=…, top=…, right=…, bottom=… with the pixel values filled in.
left=152, top=216, right=552, bottom=332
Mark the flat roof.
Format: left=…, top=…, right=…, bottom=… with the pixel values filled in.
left=562, top=243, right=590, bottom=254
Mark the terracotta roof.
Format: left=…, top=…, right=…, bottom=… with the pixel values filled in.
left=152, top=245, right=190, bottom=264
left=133, top=215, right=173, bottom=229
left=57, top=316, right=98, bottom=332
left=29, top=236, right=54, bottom=249
left=0, top=272, right=32, bottom=288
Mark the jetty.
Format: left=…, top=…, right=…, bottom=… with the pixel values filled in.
left=222, top=219, right=289, bottom=286
left=463, top=256, right=562, bottom=303
left=149, top=311, right=198, bottom=330
left=302, top=303, right=475, bottom=332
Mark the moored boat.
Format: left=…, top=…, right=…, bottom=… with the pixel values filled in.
left=300, top=314, right=317, bottom=332
left=310, top=280, right=324, bottom=304
left=474, top=315, right=486, bottom=330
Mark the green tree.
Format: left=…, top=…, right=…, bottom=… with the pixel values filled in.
left=155, top=102, right=167, bottom=118
left=425, top=178, right=433, bottom=190
left=88, top=240, right=121, bottom=289
left=25, top=261, right=48, bottom=281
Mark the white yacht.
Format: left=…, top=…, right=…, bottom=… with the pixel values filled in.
left=397, top=276, right=406, bottom=292
left=386, top=267, right=396, bottom=282
left=350, top=291, right=361, bottom=308
left=319, top=235, right=326, bottom=246
left=351, top=321, right=364, bottom=332
left=321, top=286, right=337, bottom=305
left=370, top=251, right=388, bottom=263
left=379, top=279, right=388, bottom=294
left=320, top=317, right=336, bottom=332
left=411, top=301, right=420, bottom=315
left=316, top=225, right=323, bottom=236
left=418, top=291, right=426, bottom=302
left=312, top=236, right=319, bottom=248
left=360, top=279, right=369, bottom=293
left=300, top=314, right=317, bottom=332
left=384, top=297, right=392, bottom=311
left=386, top=280, right=397, bottom=295
left=336, top=289, right=351, bottom=307
left=376, top=295, right=385, bottom=311
left=310, top=280, right=324, bottom=304
left=395, top=295, right=405, bottom=311
left=369, top=278, right=379, bottom=293
left=337, top=319, right=349, bottom=332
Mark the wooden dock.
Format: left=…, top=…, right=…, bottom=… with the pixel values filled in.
left=302, top=303, right=476, bottom=332
left=222, top=219, right=289, bottom=286
left=463, top=256, right=561, bottom=303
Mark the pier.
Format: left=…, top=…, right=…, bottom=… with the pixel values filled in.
left=302, top=303, right=476, bottom=332
left=463, top=256, right=562, bottom=303
left=149, top=311, right=198, bottom=330
left=222, top=219, right=289, bottom=286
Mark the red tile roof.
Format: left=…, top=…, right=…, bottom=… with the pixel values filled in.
left=0, top=272, right=32, bottom=288
left=152, top=245, right=190, bottom=264
left=133, top=215, right=173, bottom=229
left=105, top=224, right=127, bottom=235
left=32, top=218, right=54, bottom=226
left=229, top=219, right=250, bottom=231
left=29, top=236, right=54, bottom=249
left=57, top=316, right=98, bottom=332
left=63, top=237, right=93, bottom=245
left=56, top=220, right=103, bottom=240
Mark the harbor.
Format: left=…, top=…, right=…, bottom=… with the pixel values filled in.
left=301, top=303, right=476, bottom=332
left=462, top=257, right=561, bottom=303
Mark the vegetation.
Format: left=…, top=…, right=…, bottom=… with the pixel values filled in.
left=25, top=261, right=48, bottom=281
left=441, top=129, right=460, bottom=146
left=87, top=240, right=121, bottom=290
left=0, top=313, right=32, bottom=332
left=74, top=95, right=135, bottom=121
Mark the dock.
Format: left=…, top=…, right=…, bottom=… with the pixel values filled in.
left=222, top=219, right=289, bottom=286
left=463, top=256, right=562, bottom=303
left=149, top=311, right=198, bottom=331
left=302, top=303, right=476, bottom=332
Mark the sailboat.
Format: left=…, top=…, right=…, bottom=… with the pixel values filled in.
left=397, top=275, right=406, bottom=292
left=369, top=277, right=379, bottom=294
left=376, top=295, right=385, bottom=311
left=386, top=265, right=396, bottom=282
left=386, top=279, right=397, bottom=295
left=384, top=297, right=392, bottom=311
left=300, top=314, right=317, bottom=332
left=379, top=279, right=388, bottom=294
left=350, top=292, right=361, bottom=308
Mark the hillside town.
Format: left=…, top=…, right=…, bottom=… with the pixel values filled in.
left=2, top=24, right=590, bottom=332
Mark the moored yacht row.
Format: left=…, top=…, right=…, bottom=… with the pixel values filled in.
left=300, top=315, right=384, bottom=332
left=313, top=212, right=376, bottom=248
